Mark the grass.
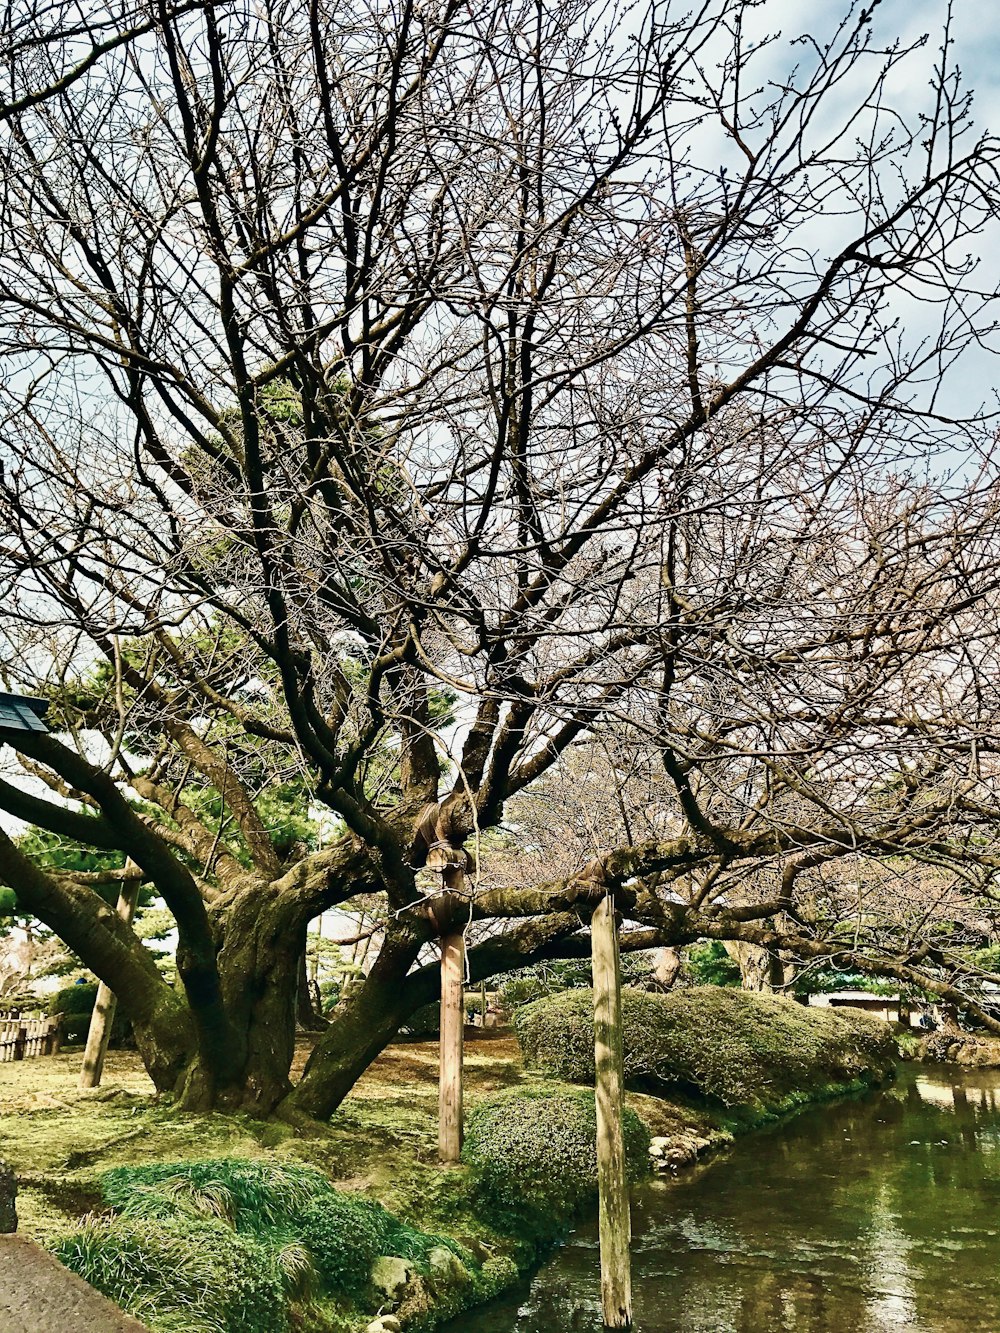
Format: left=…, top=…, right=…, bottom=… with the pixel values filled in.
left=0, top=1015, right=894, bottom=1331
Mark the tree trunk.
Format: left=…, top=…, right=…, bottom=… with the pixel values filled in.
left=127, top=1011, right=196, bottom=1095
left=724, top=940, right=775, bottom=991
left=591, top=894, right=632, bottom=1329
left=79, top=880, right=140, bottom=1090
left=650, top=946, right=681, bottom=991
left=297, top=948, right=326, bottom=1030
left=281, top=925, right=425, bottom=1122
left=438, top=931, right=465, bottom=1163
left=196, top=891, right=305, bottom=1114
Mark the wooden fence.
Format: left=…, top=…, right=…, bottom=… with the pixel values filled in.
left=0, top=1012, right=62, bottom=1062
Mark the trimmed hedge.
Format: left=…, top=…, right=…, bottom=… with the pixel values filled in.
left=48, top=981, right=131, bottom=1046
left=514, top=985, right=896, bottom=1112
left=462, top=1088, right=649, bottom=1239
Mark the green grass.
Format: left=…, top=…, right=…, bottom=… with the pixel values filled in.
left=2, top=1020, right=899, bottom=1333
left=55, top=1157, right=488, bottom=1332
left=52, top=1213, right=286, bottom=1333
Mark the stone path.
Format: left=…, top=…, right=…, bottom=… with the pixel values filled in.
left=0, top=1234, right=148, bottom=1331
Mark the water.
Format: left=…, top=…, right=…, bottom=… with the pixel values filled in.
left=461, top=1066, right=1000, bottom=1332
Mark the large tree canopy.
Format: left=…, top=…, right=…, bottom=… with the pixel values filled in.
left=2, top=0, right=1000, bottom=1116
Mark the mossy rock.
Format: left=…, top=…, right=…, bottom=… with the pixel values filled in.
left=462, top=1088, right=649, bottom=1241
left=514, top=986, right=896, bottom=1112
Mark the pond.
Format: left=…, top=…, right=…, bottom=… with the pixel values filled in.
left=459, top=1065, right=1000, bottom=1332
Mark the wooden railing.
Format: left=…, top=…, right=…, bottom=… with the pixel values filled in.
left=0, top=1012, right=62, bottom=1062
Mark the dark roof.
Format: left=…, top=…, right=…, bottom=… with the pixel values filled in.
left=0, top=693, right=50, bottom=733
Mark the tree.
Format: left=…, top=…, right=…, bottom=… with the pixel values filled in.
left=1, top=0, right=1000, bottom=1118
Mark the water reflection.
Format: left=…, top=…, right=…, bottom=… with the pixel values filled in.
left=454, top=1066, right=1000, bottom=1333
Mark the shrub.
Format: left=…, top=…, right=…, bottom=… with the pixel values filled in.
left=293, top=1193, right=388, bottom=1295
left=462, top=1088, right=649, bottom=1238
left=400, top=1001, right=440, bottom=1037
left=514, top=986, right=896, bottom=1111
left=52, top=1215, right=285, bottom=1333
left=497, top=956, right=653, bottom=1013
left=47, top=981, right=131, bottom=1045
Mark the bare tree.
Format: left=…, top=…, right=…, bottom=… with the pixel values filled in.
left=1, top=0, right=1000, bottom=1117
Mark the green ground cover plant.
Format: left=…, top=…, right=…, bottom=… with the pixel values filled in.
left=462, top=1088, right=650, bottom=1250
left=53, top=1213, right=285, bottom=1333
left=55, top=1158, right=483, bottom=1332
left=514, top=986, right=897, bottom=1113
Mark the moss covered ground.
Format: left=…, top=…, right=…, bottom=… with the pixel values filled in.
left=0, top=1038, right=507, bottom=1247
left=0, top=998, right=896, bottom=1332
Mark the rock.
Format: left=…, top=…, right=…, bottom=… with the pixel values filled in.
left=426, top=1244, right=470, bottom=1288
left=0, top=1161, right=16, bottom=1234
left=463, top=1237, right=492, bottom=1262
left=370, top=1256, right=414, bottom=1303
left=379, top=1318, right=403, bottom=1333
left=364, top=1322, right=385, bottom=1333
left=649, top=1134, right=701, bottom=1171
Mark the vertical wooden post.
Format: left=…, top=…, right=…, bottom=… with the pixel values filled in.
left=591, top=893, right=632, bottom=1329
left=438, top=930, right=465, bottom=1162
left=12, top=1026, right=26, bottom=1061
left=80, top=880, right=139, bottom=1090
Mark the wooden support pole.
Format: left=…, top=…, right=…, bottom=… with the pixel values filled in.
left=438, top=930, right=465, bottom=1163
left=79, top=881, right=139, bottom=1090
left=591, top=893, right=632, bottom=1329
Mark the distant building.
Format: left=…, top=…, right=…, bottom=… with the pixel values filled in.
left=807, top=990, right=941, bottom=1028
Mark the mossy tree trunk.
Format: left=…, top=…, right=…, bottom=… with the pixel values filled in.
left=280, top=923, right=428, bottom=1122
left=725, top=940, right=782, bottom=992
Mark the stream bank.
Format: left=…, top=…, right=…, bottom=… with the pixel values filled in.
left=450, top=1063, right=1000, bottom=1333
left=0, top=991, right=898, bottom=1332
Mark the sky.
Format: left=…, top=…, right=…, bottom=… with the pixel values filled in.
left=717, top=0, right=1000, bottom=426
